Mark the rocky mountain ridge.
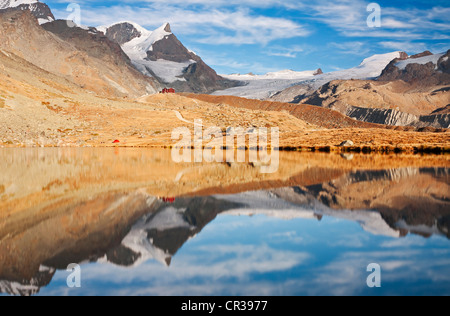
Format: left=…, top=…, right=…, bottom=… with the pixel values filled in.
left=101, top=21, right=238, bottom=93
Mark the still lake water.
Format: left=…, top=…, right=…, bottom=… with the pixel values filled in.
left=0, top=148, right=449, bottom=296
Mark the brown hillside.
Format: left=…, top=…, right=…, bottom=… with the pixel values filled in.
left=184, top=94, right=383, bottom=129
left=0, top=10, right=158, bottom=98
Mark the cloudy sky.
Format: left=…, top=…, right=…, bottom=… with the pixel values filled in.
left=46, top=0, right=450, bottom=74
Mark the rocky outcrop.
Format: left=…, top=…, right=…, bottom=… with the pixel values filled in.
left=410, top=51, right=433, bottom=59
left=418, top=114, right=450, bottom=129
left=314, top=68, right=323, bottom=75
left=345, top=107, right=418, bottom=126
left=378, top=50, right=450, bottom=85
left=102, top=22, right=142, bottom=45
left=345, top=107, right=450, bottom=128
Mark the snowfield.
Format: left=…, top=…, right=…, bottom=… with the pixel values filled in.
left=214, top=52, right=404, bottom=100
left=395, top=53, right=445, bottom=70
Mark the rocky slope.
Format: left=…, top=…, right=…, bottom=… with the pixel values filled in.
left=0, top=10, right=159, bottom=98
left=100, top=22, right=237, bottom=93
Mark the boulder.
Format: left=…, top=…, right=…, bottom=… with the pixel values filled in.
left=339, top=140, right=354, bottom=147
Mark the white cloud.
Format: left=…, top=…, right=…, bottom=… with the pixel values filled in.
left=329, top=41, right=371, bottom=56
left=53, top=4, right=310, bottom=46
left=379, top=41, right=429, bottom=53
left=265, top=45, right=312, bottom=58
left=304, top=0, right=450, bottom=41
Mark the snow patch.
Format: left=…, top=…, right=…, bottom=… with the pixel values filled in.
left=37, top=17, right=52, bottom=25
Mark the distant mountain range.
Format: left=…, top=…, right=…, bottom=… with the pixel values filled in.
left=220, top=50, right=449, bottom=128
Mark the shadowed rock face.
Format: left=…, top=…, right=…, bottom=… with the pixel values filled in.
left=148, top=32, right=237, bottom=93
left=344, top=107, right=450, bottom=129
left=102, top=22, right=142, bottom=45
left=0, top=267, right=55, bottom=297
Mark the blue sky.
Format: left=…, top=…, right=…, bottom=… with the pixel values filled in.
left=45, top=0, right=450, bottom=74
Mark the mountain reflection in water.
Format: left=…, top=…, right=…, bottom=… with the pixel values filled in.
left=0, top=148, right=449, bottom=296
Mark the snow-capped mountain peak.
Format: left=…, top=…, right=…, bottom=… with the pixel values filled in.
left=125, top=22, right=172, bottom=54
left=0, top=0, right=54, bottom=24
left=1, top=0, right=37, bottom=8
left=106, top=22, right=188, bottom=83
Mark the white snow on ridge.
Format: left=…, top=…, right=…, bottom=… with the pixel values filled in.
left=123, top=23, right=171, bottom=55
left=395, top=53, right=445, bottom=70
left=0, top=0, right=38, bottom=9
left=214, top=51, right=404, bottom=100
left=104, top=21, right=195, bottom=83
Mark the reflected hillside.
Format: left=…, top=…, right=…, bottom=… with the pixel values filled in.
left=0, top=148, right=449, bottom=295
